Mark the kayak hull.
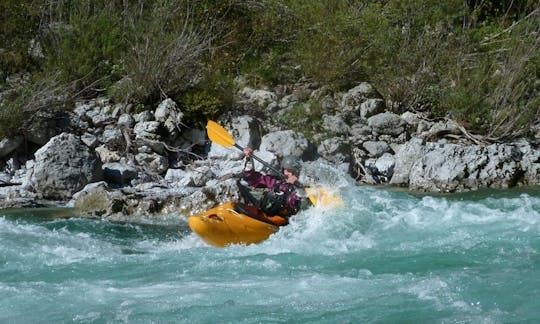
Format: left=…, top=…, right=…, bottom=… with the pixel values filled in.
left=188, top=202, right=280, bottom=247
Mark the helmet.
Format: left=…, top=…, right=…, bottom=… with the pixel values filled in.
left=281, top=156, right=302, bottom=176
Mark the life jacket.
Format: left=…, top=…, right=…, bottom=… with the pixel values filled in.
left=259, top=182, right=298, bottom=217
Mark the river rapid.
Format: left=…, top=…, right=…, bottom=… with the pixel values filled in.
left=1, top=185, right=540, bottom=323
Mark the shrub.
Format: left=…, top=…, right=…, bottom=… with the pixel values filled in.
left=0, top=74, right=73, bottom=139
left=0, top=0, right=41, bottom=78
left=273, top=99, right=325, bottom=142
left=114, top=1, right=215, bottom=104
left=291, top=0, right=371, bottom=89
left=178, top=71, right=234, bottom=127
left=43, top=10, right=124, bottom=93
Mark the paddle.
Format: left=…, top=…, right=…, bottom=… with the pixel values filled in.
left=207, top=120, right=285, bottom=180
left=206, top=120, right=343, bottom=207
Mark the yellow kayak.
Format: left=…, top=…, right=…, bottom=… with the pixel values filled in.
left=188, top=202, right=284, bottom=247
left=188, top=187, right=342, bottom=247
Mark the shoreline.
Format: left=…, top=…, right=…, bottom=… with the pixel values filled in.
left=2, top=82, right=540, bottom=220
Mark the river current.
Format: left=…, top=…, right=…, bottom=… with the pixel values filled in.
left=1, top=184, right=540, bottom=323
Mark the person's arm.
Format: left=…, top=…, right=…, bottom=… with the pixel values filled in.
left=242, top=146, right=277, bottom=189
left=242, top=146, right=254, bottom=170
left=243, top=168, right=277, bottom=189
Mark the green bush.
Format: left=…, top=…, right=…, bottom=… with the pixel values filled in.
left=290, top=1, right=370, bottom=89
left=0, top=94, right=28, bottom=138
left=112, top=1, right=214, bottom=104
left=0, top=0, right=41, bottom=78
left=178, top=71, right=234, bottom=127
left=274, top=99, right=325, bottom=142
left=0, top=75, right=71, bottom=139
left=43, top=10, right=124, bottom=92
left=1, top=0, right=539, bottom=141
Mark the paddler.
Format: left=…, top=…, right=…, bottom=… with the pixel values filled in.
left=237, top=147, right=311, bottom=220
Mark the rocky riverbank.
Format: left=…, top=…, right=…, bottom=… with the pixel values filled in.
left=2, top=81, right=540, bottom=220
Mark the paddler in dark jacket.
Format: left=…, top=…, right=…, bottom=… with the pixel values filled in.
left=238, top=147, right=305, bottom=219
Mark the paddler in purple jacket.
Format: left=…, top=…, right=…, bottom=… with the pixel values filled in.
left=238, top=147, right=306, bottom=218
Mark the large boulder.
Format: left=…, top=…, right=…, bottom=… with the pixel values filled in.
left=394, top=141, right=524, bottom=192
left=318, top=137, right=350, bottom=164
left=31, top=133, right=103, bottom=199
left=259, top=130, right=311, bottom=159
left=389, top=138, right=426, bottom=186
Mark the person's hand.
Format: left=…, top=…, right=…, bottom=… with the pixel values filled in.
left=283, top=169, right=298, bottom=184
left=243, top=147, right=253, bottom=158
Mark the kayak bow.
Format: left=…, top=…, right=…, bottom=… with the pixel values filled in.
left=188, top=202, right=281, bottom=247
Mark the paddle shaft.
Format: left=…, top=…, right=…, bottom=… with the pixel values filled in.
left=206, top=120, right=305, bottom=186
left=232, top=143, right=286, bottom=181
left=234, top=143, right=308, bottom=189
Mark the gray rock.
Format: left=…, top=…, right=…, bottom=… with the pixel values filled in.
left=134, top=111, right=154, bottom=123
left=318, top=137, right=350, bottom=163
left=407, top=143, right=523, bottom=192
left=91, top=112, right=115, bottom=127
left=31, top=133, right=103, bottom=199
left=95, top=145, right=122, bottom=163
left=118, top=114, right=135, bottom=128
left=375, top=153, right=395, bottom=178
left=165, top=168, right=192, bottom=187
left=101, top=126, right=124, bottom=146
left=322, top=115, right=349, bottom=135
left=341, top=82, right=380, bottom=109
left=231, top=115, right=262, bottom=149
left=0, top=136, right=23, bottom=158
left=362, top=141, right=392, bottom=158
left=135, top=152, right=168, bottom=175
left=134, top=121, right=161, bottom=141
left=368, top=112, right=407, bottom=136
left=260, top=130, right=310, bottom=159
left=103, top=162, right=138, bottom=185
left=519, top=143, right=540, bottom=185
left=190, top=166, right=214, bottom=187
left=360, top=98, right=385, bottom=119
left=389, top=138, right=426, bottom=186
left=365, top=153, right=395, bottom=183
left=155, top=98, right=183, bottom=138
left=239, top=87, right=277, bottom=108
left=81, top=133, right=99, bottom=148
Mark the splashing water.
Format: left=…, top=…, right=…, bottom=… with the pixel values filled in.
left=1, top=185, right=540, bottom=323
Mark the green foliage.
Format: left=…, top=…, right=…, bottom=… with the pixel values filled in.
left=206, top=0, right=302, bottom=86
left=273, top=99, right=326, bottom=142
left=0, top=0, right=41, bottom=78
left=1, top=0, right=539, bottom=140
left=43, top=10, right=124, bottom=92
left=181, top=91, right=224, bottom=125
left=0, top=94, right=28, bottom=138
left=111, top=1, right=214, bottom=104
left=0, top=74, right=71, bottom=139
left=178, top=71, right=234, bottom=127
left=290, top=1, right=369, bottom=89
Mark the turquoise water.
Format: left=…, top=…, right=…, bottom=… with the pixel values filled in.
left=1, top=186, right=540, bottom=323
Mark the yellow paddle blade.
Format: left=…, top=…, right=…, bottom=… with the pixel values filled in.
left=306, top=187, right=344, bottom=208
left=207, top=120, right=235, bottom=148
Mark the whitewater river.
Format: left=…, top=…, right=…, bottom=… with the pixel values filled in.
left=1, top=185, right=540, bottom=323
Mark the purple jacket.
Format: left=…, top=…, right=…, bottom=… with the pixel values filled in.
left=243, top=169, right=301, bottom=213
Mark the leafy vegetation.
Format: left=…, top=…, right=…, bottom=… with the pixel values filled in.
left=1, top=0, right=539, bottom=141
